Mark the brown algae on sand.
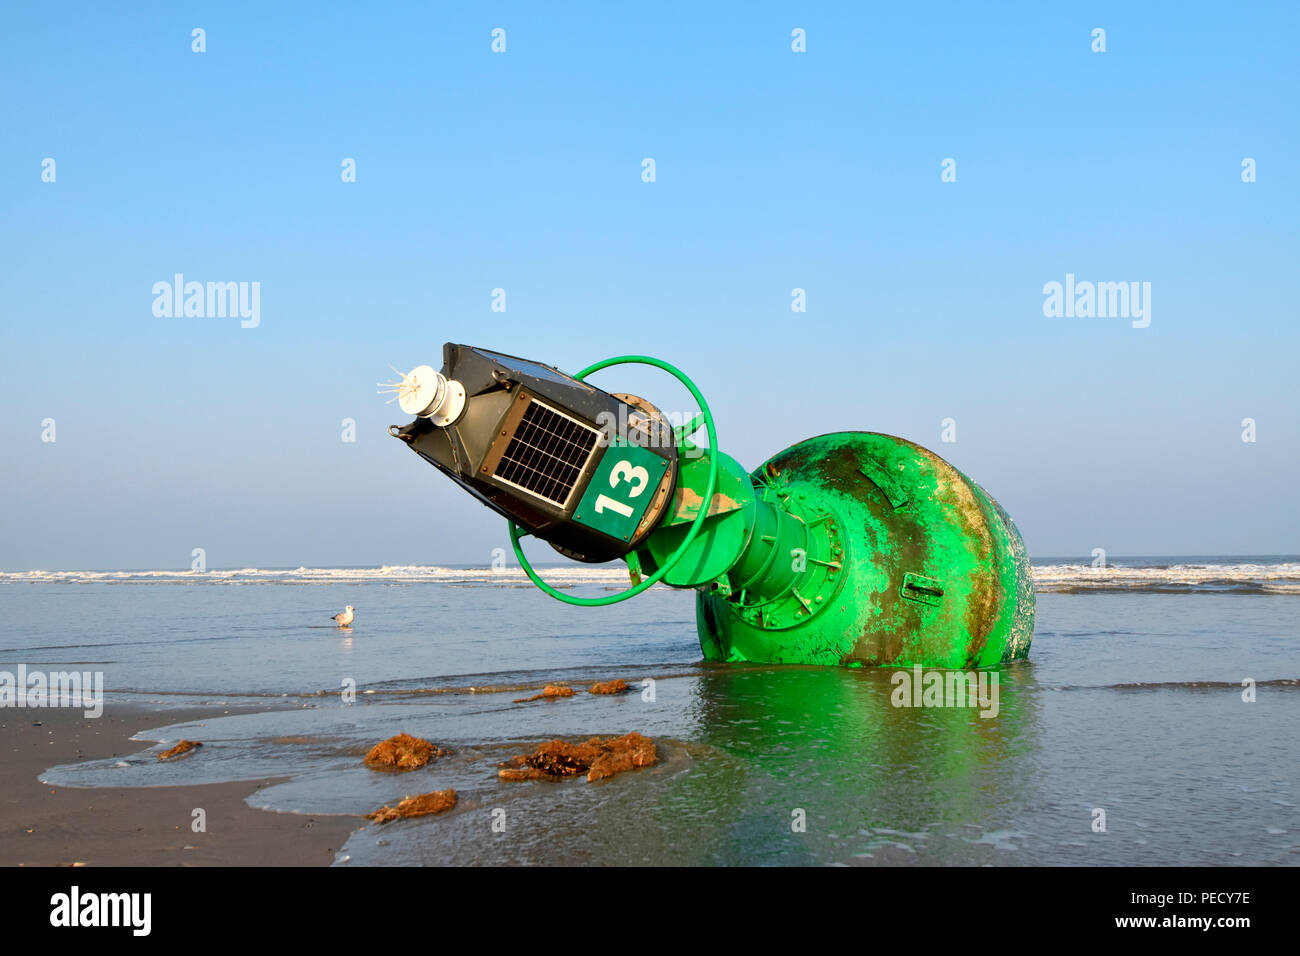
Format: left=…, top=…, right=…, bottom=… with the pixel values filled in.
left=512, top=684, right=575, bottom=703
left=366, top=788, right=457, bottom=824
left=364, top=733, right=450, bottom=771
left=588, top=679, right=630, bottom=695
left=157, top=740, right=202, bottom=760
left=499, top=732, right=658, bottom=783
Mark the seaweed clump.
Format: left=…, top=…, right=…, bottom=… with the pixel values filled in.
left=512, top=684, right=575, bottom=703
left=158, top=740, right=202, bottom=760
left=364, top=733, right=450, bottom=771
left=366, top=788, right=457, bottom=824
left=499, top=732, right=657, bottom=783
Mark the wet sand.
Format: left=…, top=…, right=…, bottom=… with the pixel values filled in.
left=0, top=702, right=361, bottom=867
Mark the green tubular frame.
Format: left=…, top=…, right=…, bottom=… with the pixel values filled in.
left=506, top=355, right=719, bottom=606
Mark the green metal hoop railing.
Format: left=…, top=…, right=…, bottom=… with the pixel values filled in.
left=507, top=355, right=718, bottom=606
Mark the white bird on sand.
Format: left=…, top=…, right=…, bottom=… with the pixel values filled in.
left=331, top=605, right=355, bottom=627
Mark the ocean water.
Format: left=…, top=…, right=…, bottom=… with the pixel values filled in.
left=3, top=558, right=1298, bottom=866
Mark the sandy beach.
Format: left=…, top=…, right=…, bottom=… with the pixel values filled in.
left=0, top=702, right=360, bottom=867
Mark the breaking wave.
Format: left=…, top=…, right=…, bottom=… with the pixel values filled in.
left=2, top=560, right=1298, bottom=593
left=0, top=565, right=638, bottom=587
left=1031, top=561, right=1300, bottom=594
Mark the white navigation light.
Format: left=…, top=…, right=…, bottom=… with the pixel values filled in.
left=379, top=364, right=466, bottom=426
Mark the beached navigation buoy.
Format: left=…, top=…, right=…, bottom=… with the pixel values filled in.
left=389, top=345, right=1034, bottom=667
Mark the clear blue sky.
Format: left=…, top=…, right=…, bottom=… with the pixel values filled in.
left=2, top=2, right=1296, bottom=570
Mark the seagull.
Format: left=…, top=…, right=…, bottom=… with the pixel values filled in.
left=331, top=605, right=355, bottom=627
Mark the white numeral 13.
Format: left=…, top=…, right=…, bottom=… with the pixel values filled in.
left=593, top=459, right=650, bottom=519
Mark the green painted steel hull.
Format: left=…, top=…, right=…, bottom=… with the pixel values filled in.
left=696, top=432, right=1035, bottom=668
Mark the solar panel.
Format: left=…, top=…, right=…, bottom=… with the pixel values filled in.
left=492, top=399, right=599, bottom=508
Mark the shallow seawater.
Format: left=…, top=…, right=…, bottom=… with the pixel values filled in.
left=4, top=565, right=1298, bottom=866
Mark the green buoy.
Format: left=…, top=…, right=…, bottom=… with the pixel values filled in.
left=389, top=345, right=1034, bottom=668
